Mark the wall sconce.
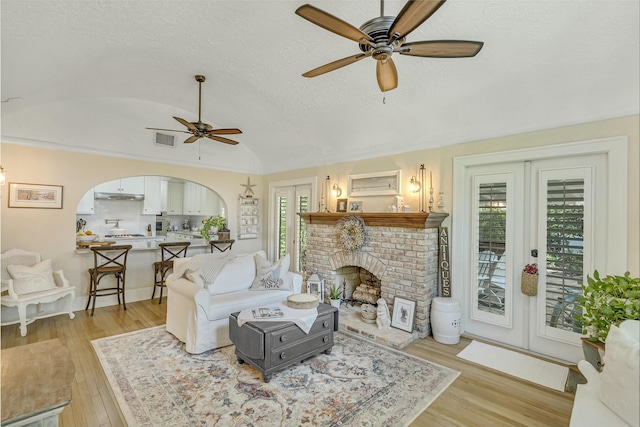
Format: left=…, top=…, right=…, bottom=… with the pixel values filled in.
left=0, top=165, right=5, bottom=185
left=409, top=176, right=421, bottom=193
left=331, top=183, right=342, bottom=197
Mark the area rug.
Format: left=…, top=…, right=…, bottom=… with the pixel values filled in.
left=92, top=326, right=459, bottom=427
left=456, top=340, right=568, bottom=391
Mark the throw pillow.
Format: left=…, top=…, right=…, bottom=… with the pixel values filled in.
left=599, top=324, right=640, bottom=427
left=172, top=252, right=230, bottom=283
left=250, top=254, right=290, bottom=291
left=184, top=269, right=205, bottom=288
left=6, top=259, right=57, bottom=295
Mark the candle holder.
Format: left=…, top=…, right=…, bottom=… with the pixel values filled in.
left=418, top=164, right=426, bottom=213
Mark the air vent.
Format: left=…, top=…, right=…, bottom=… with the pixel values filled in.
left=154, top=132, right=175, bottom=148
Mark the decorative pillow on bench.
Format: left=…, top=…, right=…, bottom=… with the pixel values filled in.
left=6, top=259, right=57, bottom=295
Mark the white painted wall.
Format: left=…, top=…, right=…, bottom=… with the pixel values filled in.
left=263, top=115, right=639, bottom=277
left=0, top=145, right=263, bottom=316
left=1, top=114, right=638, bottom=319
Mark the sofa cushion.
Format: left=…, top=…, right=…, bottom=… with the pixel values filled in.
left=599, top=324, right=640, bottom=427
left=250, top=253, right=291, bottom=291
left=209, top=251, right=261, bottom=295
left=173, top=252, right=230, bottom=285
left=6, top=259, right=57, bottom=295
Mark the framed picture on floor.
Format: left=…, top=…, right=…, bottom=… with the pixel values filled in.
left=391, top=297, right=416, bottom=332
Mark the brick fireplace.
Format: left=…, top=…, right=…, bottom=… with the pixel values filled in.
left=300, top=212, right=448, bottom=341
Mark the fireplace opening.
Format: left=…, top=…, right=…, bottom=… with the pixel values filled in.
left=335, top=266, right=382, bottom=306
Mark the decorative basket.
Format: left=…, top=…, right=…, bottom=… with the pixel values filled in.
left=521, top=272, right=539, bottom=296
left=217, top=231, right=230, bottom=240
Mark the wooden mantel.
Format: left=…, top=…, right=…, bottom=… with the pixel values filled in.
left=298, top=212, right=448, bottom=229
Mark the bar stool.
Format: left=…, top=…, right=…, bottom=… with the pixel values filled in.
left=152, top=241, right=190, bottom=304
left=86, top=245, right=132, bottom=316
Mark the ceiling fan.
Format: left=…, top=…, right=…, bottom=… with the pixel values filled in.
left=295, top=0, right=484, bottom=92
left=146, top=75, right=242, bottom=145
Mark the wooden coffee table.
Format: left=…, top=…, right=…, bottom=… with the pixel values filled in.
left=229, top=303, right=338, bottom=382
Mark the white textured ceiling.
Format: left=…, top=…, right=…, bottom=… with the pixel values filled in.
left=2, top=0, right=639, bottom=174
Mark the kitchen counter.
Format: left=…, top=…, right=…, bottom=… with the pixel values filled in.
left=75, top=235, right=209, bottom=254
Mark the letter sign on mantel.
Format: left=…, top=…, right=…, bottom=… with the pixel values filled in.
left=439, top=227, right=451, bottom=297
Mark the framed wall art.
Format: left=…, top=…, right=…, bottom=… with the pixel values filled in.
left=348, top=200, right=363, bottom=213
left=336, top=198, right=348, bottom=213
left=348, top=170, right=401, bottom=197
left=391, top=297, right=416, bottom=332
left=8, top=183, right=63, bottom=209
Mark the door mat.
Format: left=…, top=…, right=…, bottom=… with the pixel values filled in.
left=456, top=340, right=568, bottom=391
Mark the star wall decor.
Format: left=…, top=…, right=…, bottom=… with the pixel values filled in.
left=241, top=177, right=256, bottom=197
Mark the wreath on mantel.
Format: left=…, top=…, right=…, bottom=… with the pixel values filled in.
left=338, top=216, right=366, bottom=252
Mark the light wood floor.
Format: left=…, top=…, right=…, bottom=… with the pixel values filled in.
left=1, top=300, right=575, bottom=427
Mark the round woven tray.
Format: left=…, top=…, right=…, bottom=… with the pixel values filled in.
left=287, top=293, right=319, bottom=309
left=361, top=313, right=377, bottom=324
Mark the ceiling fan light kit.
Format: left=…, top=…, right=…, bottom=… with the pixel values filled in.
left=146, top=75, right=242, bottom=145
left=295, top=0, right=484, bottom=92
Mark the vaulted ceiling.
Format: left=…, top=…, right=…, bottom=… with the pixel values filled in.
left=2, top=1, right=638, bottom=174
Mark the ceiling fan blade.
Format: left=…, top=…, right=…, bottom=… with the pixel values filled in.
left=376, top=58, right=398, bottom=92
left=399, top=40, right=484, bottom=57
left=303, top=53, right=368, bottom=78
left=205, top=134, right=240, bottom=145
left=205, top=128, right=243, bottom=135
left=295, top=4, right=372, bottom=43
left=173, top=116, right=198, bottom=132
left=388, top=0, right=447, bottom=43
left=183, top=135, right=200, bottom=144
left=145, top=127, right=192, bottom=134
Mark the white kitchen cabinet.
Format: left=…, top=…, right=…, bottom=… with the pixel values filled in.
left=95, top=177, right=145, bottom=194
left=166, top=181, right=184, bottom=215
left=183, top=182, right=211, bottom=215
left=238, top=197, right=259, bottom=239
left=160, top=180, right=168, bottom=212
left=76, top=188, right=95, bottom=214
left=142, top=176, right=162, bottom=215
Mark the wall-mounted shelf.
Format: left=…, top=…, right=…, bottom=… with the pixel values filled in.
left=238, top=197, right=259, bottom=239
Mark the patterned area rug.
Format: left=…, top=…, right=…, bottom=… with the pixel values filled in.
left=92, top=326, right=459, bottom=427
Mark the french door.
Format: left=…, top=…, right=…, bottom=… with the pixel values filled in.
left=269, top=182, right=313, bottom=272
left=453, top=138, right=627, bottom=363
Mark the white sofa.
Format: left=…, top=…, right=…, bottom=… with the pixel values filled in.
left=165, top=250, right=302, bottom=354
left=570, top=319, right=640, bottom=427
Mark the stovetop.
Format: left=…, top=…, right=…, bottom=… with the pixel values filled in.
left=104, top=234, right=146, bottom=238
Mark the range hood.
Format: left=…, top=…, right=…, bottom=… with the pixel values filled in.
left=94, top=192, right=145, bottom=201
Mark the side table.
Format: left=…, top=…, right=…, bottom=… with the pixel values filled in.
left=229, top=303, right=338, bottom=382
left=1, top=339, right=75, bottom=427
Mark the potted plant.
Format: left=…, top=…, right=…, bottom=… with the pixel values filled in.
left=200, top=215, right=226, bottom=241
left=578, top=270, right=639, bottom=342
left=329, top=285, right=342, bottom=308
